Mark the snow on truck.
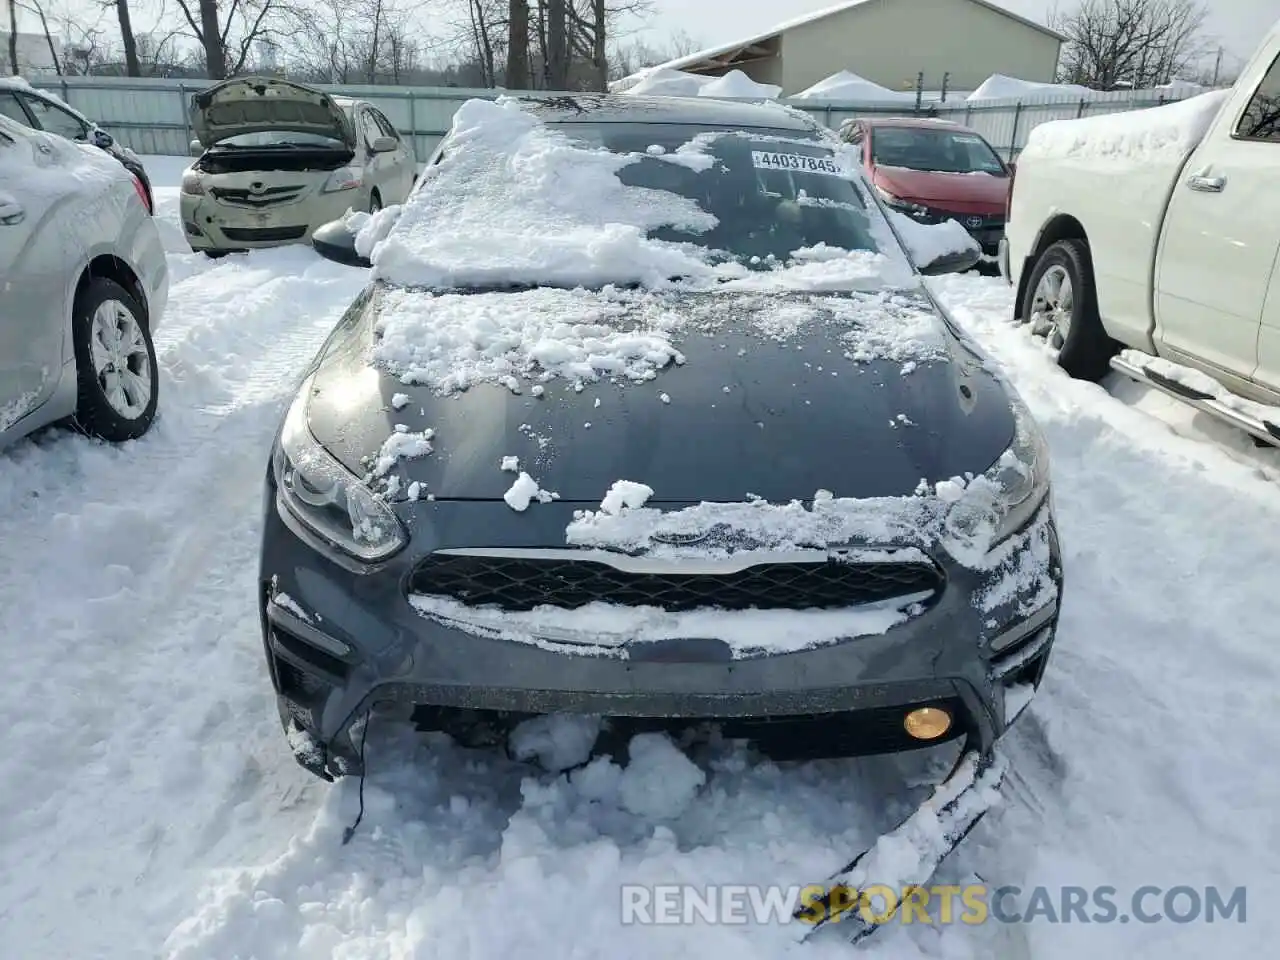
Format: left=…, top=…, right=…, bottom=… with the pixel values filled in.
left=1000, top=18, right=1280, bottom=447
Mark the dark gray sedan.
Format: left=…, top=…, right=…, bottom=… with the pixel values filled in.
left=259, top=95, right=1062, bottom=787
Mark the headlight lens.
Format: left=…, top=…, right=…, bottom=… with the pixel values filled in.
left=875, top=185, right=930, bottom=218
left=180, top=170, right=204, bottom=195
left=323, top=166, right=363, bottom=193
left=272, top=376, right=407, bottom=562
left=945, top=388, right=1051, bottom=550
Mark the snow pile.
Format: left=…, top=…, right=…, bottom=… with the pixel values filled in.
left=1019, top=89, right=1231, bottom=162
left=791, top=70, right=917, bottom=102
left=411, top=590, right=919, bottom=657
left=617, top=67, right=717, bottom=97
left=361, top=97, right=716, bottom=290
left=888, top=209, right=979, bottom=268
left=371, top=286, right=687, bottom=395
left=508, top=714, right=602, bottom=771
left=367, top=424, right=434, bottom=479
left=616, top=733, right=706, bottom=818
left=599, top=479, right=655, bottom=514
left=696, top=70, right=782, bottom=100
left=966, top=74, right=1090, bottom=101
left=504, top=471, right=559, bottom=510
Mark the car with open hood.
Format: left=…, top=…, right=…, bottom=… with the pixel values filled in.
left=259, top=96, right=1062, bottom=921
left=180, top=77, right=416, bottom=256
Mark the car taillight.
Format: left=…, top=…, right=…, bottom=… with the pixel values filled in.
left=132, top=175, right=152, bottom=215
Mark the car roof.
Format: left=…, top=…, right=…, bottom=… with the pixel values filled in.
left=519, top=94, right=821, bottom=132
left=858, top=116, right=977, bottom=134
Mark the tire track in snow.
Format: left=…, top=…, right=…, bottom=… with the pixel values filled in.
left=0, top=247, right=367, bottom=959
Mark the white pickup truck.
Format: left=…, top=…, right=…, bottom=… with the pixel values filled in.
left=1000, top=18, right=1280, bottom=446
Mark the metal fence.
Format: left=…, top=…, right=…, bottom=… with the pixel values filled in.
left=27, top=75, right=1198, bottom=162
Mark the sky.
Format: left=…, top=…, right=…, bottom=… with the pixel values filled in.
left=638, top=0, right=1276, bottom=73
left=8, top=0, right=1276, bottom=77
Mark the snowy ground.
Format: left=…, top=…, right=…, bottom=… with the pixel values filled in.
left=2, top=156, right=1277, bottom=959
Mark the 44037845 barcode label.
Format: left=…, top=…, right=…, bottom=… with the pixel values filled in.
left=750, top=151, right=844, bottom=175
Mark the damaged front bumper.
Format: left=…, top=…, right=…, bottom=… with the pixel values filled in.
left=258, top=479, right=1063, bottom=781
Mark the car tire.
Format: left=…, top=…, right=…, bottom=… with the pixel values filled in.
left=70, top=277, right=160, bottom=443
left=203, top=249, right=229, bottom=259
left=1021, top=238, right=1116, bottom=382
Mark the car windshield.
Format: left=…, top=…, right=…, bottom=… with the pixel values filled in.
left=212, top=130, right=346, bottom=149
left=870, top=126, right=1006, bottom=175
left=555, top=122, right=882, bottom=266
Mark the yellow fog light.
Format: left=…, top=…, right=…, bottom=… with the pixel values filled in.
left=904, top=706, right=952, bottom=741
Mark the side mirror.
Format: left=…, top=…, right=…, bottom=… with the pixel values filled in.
left=189, top=139, right=203, bottom=157
left=370, top=135, right=398, bottom=153
left=887, top=209, right=983, bottom=276
left=90, top=128, right=114, bottom=148
left=312, top=218, right=372, bottom=268
left=919, top=245, right=983, bottom=276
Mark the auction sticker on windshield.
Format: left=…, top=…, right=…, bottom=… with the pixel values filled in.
left=751, top=151, right=842, bottom=175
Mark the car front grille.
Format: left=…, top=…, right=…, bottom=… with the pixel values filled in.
left=211, top=185, right=305, bottom=207
left=409, top=551, right=944, bottom=613
left=220, top=225, right=308, bottom=243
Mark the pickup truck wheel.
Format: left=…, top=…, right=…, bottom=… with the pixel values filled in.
left=1022, top=239, right=1116, bottom=381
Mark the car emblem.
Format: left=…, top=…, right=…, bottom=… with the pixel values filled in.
left=651, top=531, right=710, bottom=546
left=966, top=216, right=983, bottom=229
left=249, top=182, right=267, bottom=195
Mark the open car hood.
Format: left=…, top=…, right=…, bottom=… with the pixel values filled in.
left=190, top=77, right=355, bottom=148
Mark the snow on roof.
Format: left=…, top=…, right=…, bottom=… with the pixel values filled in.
left=620, top=68, right=781, bottom=99
left=1019, top=89, right=1232, bottom=162
left=625, top=0, right=1065, bottom=81
left=791, top=70, right=918, bottom=102
left=966, top=74, right=1090, bottom=101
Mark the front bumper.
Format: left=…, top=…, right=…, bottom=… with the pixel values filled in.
left=259, top=482, right=1064, bottom=780
left=180, top=187, right=367, bottom=251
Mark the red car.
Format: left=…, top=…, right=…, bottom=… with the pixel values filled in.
left=839, top=117, right=1012, bottom=260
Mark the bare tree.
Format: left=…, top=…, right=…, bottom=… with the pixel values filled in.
left=111, top=0, right=140, bottom=75
left=1051, top=0, right=1212, bottom=89
left=16, top=0, right=62, bottom=74
left=171, top=0, right=290, bottom=79
left=607, top=27, right=698, bottom=80
left=6, top=0, right=18, bottom=75
left=506, top=0, right=527, bottom=88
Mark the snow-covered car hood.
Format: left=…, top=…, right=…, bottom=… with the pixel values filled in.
left=302, top=284, right=1016, bottom=503
left=189, top=77, right=355, bottom=148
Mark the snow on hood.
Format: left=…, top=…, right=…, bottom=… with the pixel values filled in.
left=966, top=74, right=1090, bottom=101
left=1018, top=89, right=1232, bottom=162
left=357, top=96, right=920, bottom=293
left=791, top=71, right=917, bottom=102
left=369, top=284, right=948, bottom=397
left=0, top=114, right=123, bottom=191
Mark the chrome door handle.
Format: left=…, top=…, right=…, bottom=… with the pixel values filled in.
left=1186, top=174, right=1226, bottom=193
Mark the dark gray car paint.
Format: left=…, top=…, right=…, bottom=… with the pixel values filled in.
left=305, top=288, right=1016, bottom=503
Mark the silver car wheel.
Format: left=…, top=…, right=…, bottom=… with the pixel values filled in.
left=1029, top=264, right=1073, bottom=348
left=90, top=299, right=153, bottom=419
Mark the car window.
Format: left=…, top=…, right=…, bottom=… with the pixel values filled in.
left=0, top=92, right=30, bottom=126
left=359, top=109, right=383, bottom=146
left=371, top=110, right=399, bottom=141
left=870, top=125, right=1006, bottom=175
left=1235, top=54, right=1280, bottom=142
left=21, top=94, right=88, bottom=141
left=555, top=122, right=881, bottom=266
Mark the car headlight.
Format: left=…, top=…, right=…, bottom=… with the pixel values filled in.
left=323, top=166, right=363, bottom=193
left=944, top=389, right=1051, bottom=550
left=874, top=185, right=930, bottom=219
left=180, top=170, right=204, bottom=195
left=272, top=376, right=407, bottom=562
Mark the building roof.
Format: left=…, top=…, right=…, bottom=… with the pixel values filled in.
left=651, top=0, right=1066, bottom=75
